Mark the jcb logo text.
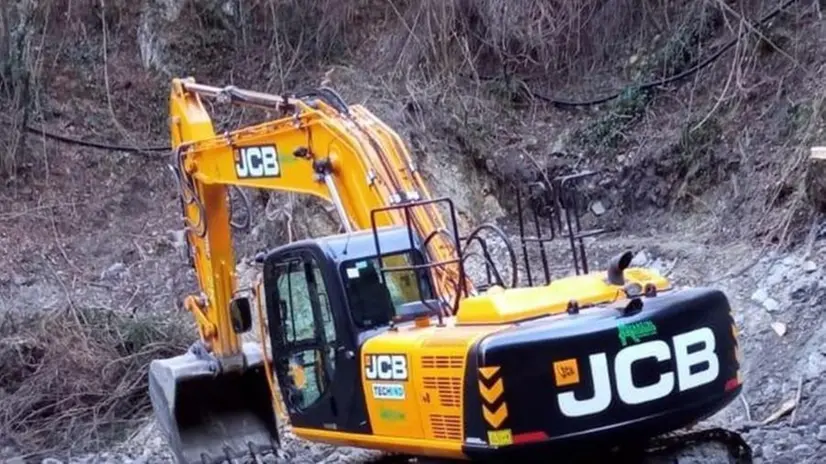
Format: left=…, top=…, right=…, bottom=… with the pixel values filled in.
left=557, top=327, right=720, bottom=417
left=365, top=354, right=408, bottom=381
left=234, top=146, right=280, bottom=178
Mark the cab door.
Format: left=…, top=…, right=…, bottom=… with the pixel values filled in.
left=263, top=246, right=369, bottom=434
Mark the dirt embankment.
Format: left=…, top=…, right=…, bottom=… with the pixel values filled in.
left=2, top=0, right=826, bottom=462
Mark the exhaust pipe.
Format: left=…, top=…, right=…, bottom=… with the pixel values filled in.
left=606, top=250, right=634, bottom=286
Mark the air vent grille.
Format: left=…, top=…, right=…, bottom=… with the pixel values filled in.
left=421, top=355, right=464, bottom=369
left=430, top=414, right=462, bottom=440
left=423, top=376, right=462, bottom=407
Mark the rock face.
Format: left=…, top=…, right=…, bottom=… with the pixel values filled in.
left=137, top=0, right=187, bottom=73
left=138, top=0, right=238, bottom=74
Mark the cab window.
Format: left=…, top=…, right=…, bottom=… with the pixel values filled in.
left=340, top=250, right=435, bottom=329
left=275, top=257, right=337, bottom=410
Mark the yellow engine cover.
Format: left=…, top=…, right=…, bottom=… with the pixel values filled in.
left=456, top=268, right=670, bottom=325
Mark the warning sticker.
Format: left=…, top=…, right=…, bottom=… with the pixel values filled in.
left=487, top=429, right=513, bottom=447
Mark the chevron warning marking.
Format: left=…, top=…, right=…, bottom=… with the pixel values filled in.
left=482, top=402, right=508, bottom=428
left=479, top=365, right=508, bottom=429
left=478, top=378, right=504, bottom=404
left=479, top=366, right=500, bottom=380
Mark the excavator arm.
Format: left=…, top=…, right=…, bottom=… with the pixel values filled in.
left=151, top=78, right=477, bottom=463
left=167, top=78, right=473, bottom=360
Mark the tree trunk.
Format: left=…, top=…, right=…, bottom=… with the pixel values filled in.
left=805, top=147, right=826, bottom=212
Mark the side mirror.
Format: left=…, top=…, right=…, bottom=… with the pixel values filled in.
left=230, top=296, right=253, bottom=334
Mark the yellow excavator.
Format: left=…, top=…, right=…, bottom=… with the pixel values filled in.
left=148, top=79, right=749, bottom=463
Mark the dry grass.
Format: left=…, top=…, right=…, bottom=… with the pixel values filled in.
left=378, top=0, right=665, bottom=81
left=0, top=307, right=193, bottom=458
left=178, top=0, right=680, bottom=94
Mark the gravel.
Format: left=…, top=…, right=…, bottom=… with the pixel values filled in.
left=6, top=218, right=826, bottom=464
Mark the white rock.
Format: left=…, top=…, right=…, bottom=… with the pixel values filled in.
left=763, top=298, right=781, bottom=312
left=167, top=229, right=187, bottom=250
left=805, top=351, right=826, bottom=379
left=101, top=262, right=128, bottom=280
left=771, top=321, right=787, bottom=337
left=630, top=250, right=649, bottom=267
left=765, top=265, right=788, bottom=286
left=650, top=258, right=672, bottom=275
left=589, top=200, right=607, bottom=216
left=751, top=288, right=768, bottom=303
left=802, top=260, right=818, bottom=272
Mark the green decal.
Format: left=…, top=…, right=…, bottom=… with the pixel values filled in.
left=617, top=320, right=658, bottom=347
left=379, top=408, right=406, bottom=422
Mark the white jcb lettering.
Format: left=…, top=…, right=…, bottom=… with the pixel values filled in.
left=235, top=145, right=280, bottom=178
left=556, top=327, right=719, bottom=418
left=673, top=327, right=718, bottom=391
left=365, top=358, right=377, bottom=379
left=615, top=340, right=674, bottom=405
left=392, top=356, right=407, bottom=379
left=377, top=356, right=394, bottom=380
left=365, top=354, right=408, bottom=381
left=557, top=353, right=611, bottom=417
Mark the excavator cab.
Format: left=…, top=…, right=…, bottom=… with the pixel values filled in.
left=259, top=225, right=442, bottom=434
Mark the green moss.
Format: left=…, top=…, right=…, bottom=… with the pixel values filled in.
left=649, top=4, right=722, bottom=77
left=573, top=86, right=652, bottom=148
left=782, top=101, right=814, bottom=138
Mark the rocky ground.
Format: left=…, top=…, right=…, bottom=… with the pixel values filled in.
left=4, top=213, right=825, bottom=463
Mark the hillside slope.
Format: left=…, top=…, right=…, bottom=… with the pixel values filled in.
left=2, top=0, right=826, bottom=462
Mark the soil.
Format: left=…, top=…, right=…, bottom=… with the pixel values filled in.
left=2, top=0, right=826, bottom=463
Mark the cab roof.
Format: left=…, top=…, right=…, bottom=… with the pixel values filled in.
left=319, top=225, right=427, bottom=266
left=267, top=225, right=429, bottom=268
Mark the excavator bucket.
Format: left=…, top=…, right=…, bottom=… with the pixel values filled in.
left=148, top=341, right=280, bottom=464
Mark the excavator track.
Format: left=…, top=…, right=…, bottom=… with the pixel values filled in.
left=642, top=427, right=752, bottom=463
left=356, top=427, right=751, bottom=464
left=166, top=427, right=751, bottom=464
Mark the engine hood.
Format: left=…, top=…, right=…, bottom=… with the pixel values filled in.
left=455, top=268, right=671, bottom=326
